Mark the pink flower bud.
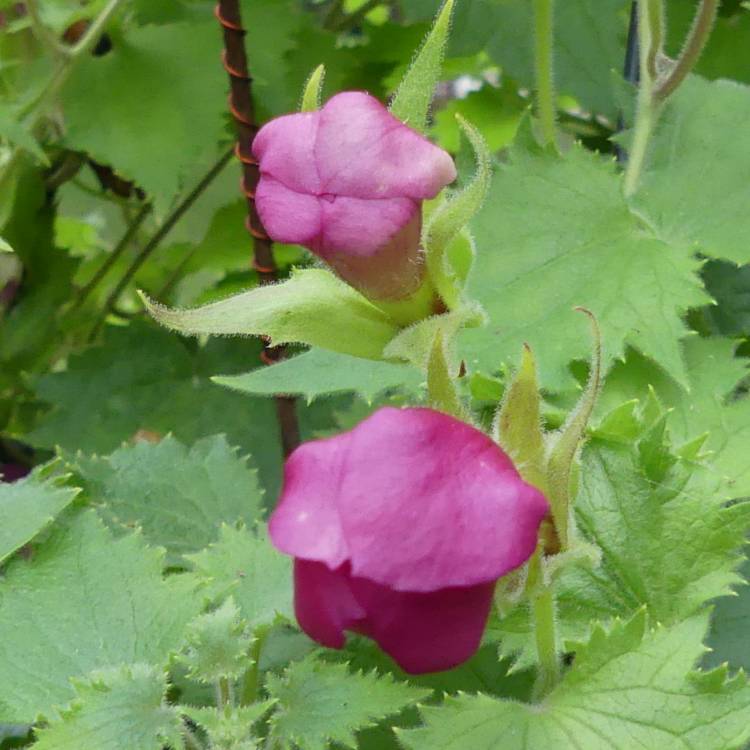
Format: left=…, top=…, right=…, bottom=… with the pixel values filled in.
left=253, top=92, right=457, bottom=300
left=269, top=407, right=549, bottom=674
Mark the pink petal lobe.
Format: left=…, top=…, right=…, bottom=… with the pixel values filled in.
left=349, top=575, right=496, bottom=674
left=269, top=440, right=349, bottom=570
left=253, top=111, right=321, bottom=194
left=294, top=560, right=365, bottom=649
left=319, top=196, right=417, bottom=257
left=255, top=178, right=322, bottom=248
left=307, top=407, right=547, bottom=591
left=316, top=92, right=457, bottom=200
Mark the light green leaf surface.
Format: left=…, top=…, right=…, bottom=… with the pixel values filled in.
left=0, top=467, right=78, bottom=564
left=390, top=0, right=454, bottom=131
left=0, top=511, right=200, bottom=722
left=214, top=348, right=423, bottom=403
left=27, top=324, right=284, bottom=497
left=178, top=598, right=253, bottom=684
left=72, top=435, right=264, bottom=566
left=142, top=269, right=400, bottom=361
left=182, top=702, right=275, bottom=748
left=62, top=22, right=227, bottom=215
left=402, top=613, right=750, bottom=750
left=601, top=337, right=750, bottom=498
left=492, top=432, right=750, bottom=669
left=460, top=143, right=708, bottom=389
left=267, top=655, right=430, bottom=750
left=635, top=77, right=750, bottom=265
left=187, top=524, right=293, bottom=630
left=33, top=665, right=182, bottom=750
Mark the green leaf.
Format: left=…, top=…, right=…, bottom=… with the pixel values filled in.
left=424, top=115, right=490, bottom=308
left=214, top=348, right=423, bottom=403
left=634, top=77, right=750, bottom=265
left=0, top=108, right=47, bottom=164
left=0, top=465, right=78, bottom=565
left=71, top=435, right=264, bottom=567
left=460, top=143, right=708, bottom=389
left=27, top=323, right=284, bottom=498
left=601, top=337, right=750, bottom=497
left=62, top=22, right=227, bottom=215
left=300, top=64, right=325, bottom=111
left=401, top=613, right=750, bottom=750
left=266, top=655, right=430, bottom=750
left=142, top=269, right=400, bottom=361
left=0, top=511, right=200, bottom=722
left=181, top=702, right=275, bottom=748
left=390, top=0, right=455, bottom=132
left=187, top=524, right=293, bottom=630
left=33, top=665, right=182, bottom=750
left=701, top=260, right=750, bottom=337
left=178, top=598, right=253, bottom=684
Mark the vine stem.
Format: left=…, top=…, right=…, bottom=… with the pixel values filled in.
left=532, top=0, right=557, bottom=147
left=623, top=0, right=657, bottom=198
left=26, top=0, right=70, bottom=59
left=88, top=148, right=233, bottom=340
left=215, top=0, right=301, bottom=457
left=655, top=0, right=718, bottom=101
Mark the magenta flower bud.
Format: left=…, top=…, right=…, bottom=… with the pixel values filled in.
left=269, top=407, right=549, bottom=674
left=252, top=92, right=457, bottom=300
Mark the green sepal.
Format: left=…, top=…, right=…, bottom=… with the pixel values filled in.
left=389, top=0, right=455, bottom=132
left=494, top=345, right=547, bottom=493
left=0, top=236, right=14, bottom=253
left=545, top=309, right=602, bottom=550
left=383, top=304, right=485, bottom=369
left=427, top=330, right=467, bottom=420
left=300, top=64, right=325, bottom=112
left=140, top=269, right=400, bottom=361
left=424, top=115, right=491, bottom=308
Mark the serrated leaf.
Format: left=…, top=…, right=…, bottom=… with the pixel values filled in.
left=214, top=348, right=423, bottom=403
left=33, top=665, right=182, bottom=750
left=635, top=76, right=750, bottom=265
left=72, top=435, right=264, bottom=567
left=267, top=656, right=430, bottom=750
left=142, top=269, right=400, bottom=361
left=600, top=337, right=750, bottom=497
left=402, top=613, right=750, bottom=750
left=390, top=0, right=454, bottom=132
left=492, top=432, right=750, bottom=669
left=459, top=143, right=708, bottom=389
left=26, top=323, right=284, bottom=498
left=182, top=702, right=275, bottom=748
left=0, top=466, right=78, bottom=564
left=179, top=598, right=252, bottom=684
left=187, top=524, right=293, bottom=630
left=0, top=511, right=200, bottom=722
left=62, top=22, right=227, bottom=215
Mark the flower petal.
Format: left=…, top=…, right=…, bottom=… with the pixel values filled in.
left=253, top=111, right=321, bottom=194
left=316, top=92, right=456, bottom=200
left=319, top=196, right=417, bottom=257
left=255, top=177, right=322, bottom=247
left=294, top=560, right=365, bottom=649
left=271, top=407, right=549, bottom=592
left=269, top=439, right=349, bottom=570
left=349, top=575, right=496, bottom=674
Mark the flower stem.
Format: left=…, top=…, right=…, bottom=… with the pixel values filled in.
left=532, top=585, right=559, bottom=699
left=655, top=0, right=718, bottom=101
left=532, top=0, right=557, bottom=147
left=240, top=629, right=268, bottom=705
left=623, top=0, right=657, bottom=198
left=216, top=677, right=232, bottom=709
